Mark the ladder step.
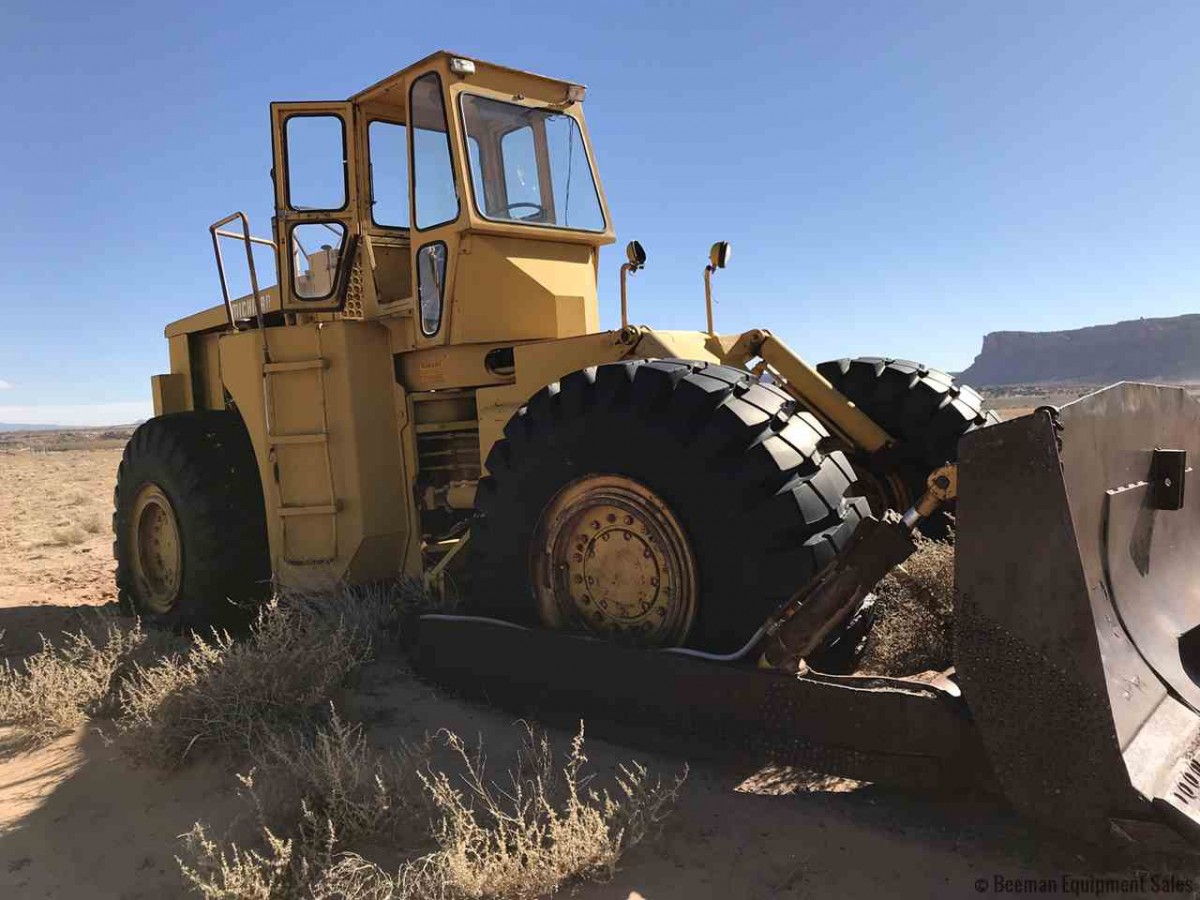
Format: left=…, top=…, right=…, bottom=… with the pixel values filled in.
left=264, top=359, right=328, bottom=374
left=268, top=432, right=329, bottom=446
left=278, top=503, right=340, bottom=518
left=415, top=419, right=479, bottom=434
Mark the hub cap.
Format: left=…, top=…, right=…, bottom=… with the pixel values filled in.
left=130, top=483, right=182, bottom=614
left=530, top=474, right=697, bottom=646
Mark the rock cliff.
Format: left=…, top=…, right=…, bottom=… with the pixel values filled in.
left=959, top=314, right=1200, bottom=386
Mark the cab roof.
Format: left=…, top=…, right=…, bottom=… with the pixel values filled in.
left=350, top=51, right=586, bottom=109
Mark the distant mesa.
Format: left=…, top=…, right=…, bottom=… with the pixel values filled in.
left=960, top=313, right=1200, bottom=387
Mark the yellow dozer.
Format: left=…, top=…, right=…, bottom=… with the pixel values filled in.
left=117, top=52, right=1200, bottom=849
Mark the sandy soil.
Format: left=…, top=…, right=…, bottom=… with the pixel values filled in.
left=0, top=727, right=244, bottom=899
left=0, top=657, right=1100, bottom=900
left=352, top=659, right=1106, bottom=900
left=0, top=439, right=1190, bottom=899
left=0, top=448, right=123, bottom=659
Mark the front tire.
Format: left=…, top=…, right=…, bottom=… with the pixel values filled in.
left=114, top=411, right=270, bottom=629
left=817, top=357, right=999, bottom=530
left=471, top=359, right=871, bottom=653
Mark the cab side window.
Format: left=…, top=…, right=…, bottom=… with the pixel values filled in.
left=284, top=115, right=347, bottom=211
left=369, top=121, right=409, bottom=228
left=409, top=73, right=459, bottom=230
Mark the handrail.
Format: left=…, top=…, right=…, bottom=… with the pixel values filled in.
left=209, top=212, right=275, bottom=330
left=213, top=228, right=276, bottom=247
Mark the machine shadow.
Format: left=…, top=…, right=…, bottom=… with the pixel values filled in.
left=0, top=726, right=242, bottom=899
left=0, top=600, right=126, bottom=662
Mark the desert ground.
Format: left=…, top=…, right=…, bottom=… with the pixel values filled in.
left=981, top=380, right=1200, bottom=420
left=0, top=443, right=125, bottom=655
left=982, top=384, right=1100, bottom=420
left=0, top=426, right=1192, bottom=899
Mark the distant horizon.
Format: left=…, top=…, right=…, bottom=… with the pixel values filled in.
left=0, top=420, right=143, bottom=431
left=0, top=402, right=151, bottom=429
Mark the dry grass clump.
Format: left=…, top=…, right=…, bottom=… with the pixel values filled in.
left=180, top=828, right=300, bottom=900
left=392, top=725, right=685, bottom=900
left=119, top=585, right=408, bottom=766
left=856, top=536, right=955, bottom=676
left=62, top=487, right=92, bottom=506
left=181, top=711, right=432, bottom=900
left=181, top=723, right=686, bottom=900
left=0, top=613, right=161, bottom=749
left=47, top=522, right=90, bottom=546
left=43, top=479, right=111, bottom=544
left=44, top=508, right=105, bottom=545
left=0, top=581, right=411, bottom=761
left=80, top=509, right=106, bottom=534
left=281, top=580, right=421, bottom=645
left=250, top=711, right=432, bottom=854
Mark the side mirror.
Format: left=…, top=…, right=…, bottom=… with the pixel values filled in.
left=708, top=241, right=732, bottom=270
left=619, top=240, right=647, bottom=329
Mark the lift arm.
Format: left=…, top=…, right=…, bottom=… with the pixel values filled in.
left=713, top=329, right=893, bottom=454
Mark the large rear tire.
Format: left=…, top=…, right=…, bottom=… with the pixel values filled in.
left=471, top=359, right=871, bottom=653
left=114, top=411, right=270, bottom=629
left=816, top=357, right=999, bottom=529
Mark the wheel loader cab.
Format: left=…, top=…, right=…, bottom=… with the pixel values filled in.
left=269, top=52, right=614, bottom=348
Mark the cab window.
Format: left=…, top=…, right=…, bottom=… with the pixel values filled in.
left=461, top=93, right=604, bottom=232
left=409, top=73, right=459, bottom=230
left=368, top=120, right=408, bottom=228
left=284, top=114, right=347, bottom=211
left=500, top=126, right=541, bottom=213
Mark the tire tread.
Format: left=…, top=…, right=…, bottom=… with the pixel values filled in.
left=471, top=358, right=870, bottom=651
left=113, top=410, right=270, bottom=629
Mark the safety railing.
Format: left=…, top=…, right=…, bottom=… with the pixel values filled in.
left=209, top=212, right=276, bottom=330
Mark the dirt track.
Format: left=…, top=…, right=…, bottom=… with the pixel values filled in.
left=0, top=443, right=1188, bottom=898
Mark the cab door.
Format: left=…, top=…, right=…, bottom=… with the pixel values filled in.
left=270, top=101, right=360, bottom=312
left=406, top=70, right=462, bottom=347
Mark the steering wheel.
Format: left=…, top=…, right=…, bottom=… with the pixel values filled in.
left=502, top=201, right=546, bottom=222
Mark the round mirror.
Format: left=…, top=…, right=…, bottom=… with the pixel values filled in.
left=626, top=240, right=647, bottom=268
left=709, top=241, right=732, bottom=269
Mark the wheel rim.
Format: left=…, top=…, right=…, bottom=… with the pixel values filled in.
left=530, top=474, right=698, bottom=646
left=130, top=483, right=182, bottom=614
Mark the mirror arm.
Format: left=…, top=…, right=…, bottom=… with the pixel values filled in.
left=704, top=264, right=716, bottom=335
left=618, top=241, right=645, bottom=329
left=620, top=262, right=634, bottom=329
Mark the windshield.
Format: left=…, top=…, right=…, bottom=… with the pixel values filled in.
left=460, top=94, right=605, bottom=232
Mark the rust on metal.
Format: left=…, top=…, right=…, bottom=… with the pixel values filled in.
left=529, top=474, right=698, bottom=646
left=129, top=483, right=183, bottom=614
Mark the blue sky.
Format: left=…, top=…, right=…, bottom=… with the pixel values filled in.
left=3, top=1, right=1200, bottom=424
